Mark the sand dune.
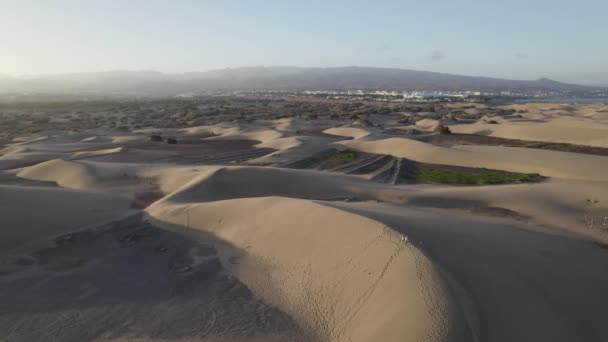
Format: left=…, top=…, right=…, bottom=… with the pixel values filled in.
left=3, top=101, right=608, bottom=341
left=249, top=136, right=335, bottom=164
left=451, top=121, right=608, bottom=147
left=328, top=201, right=608, bottom=342
left=324, top=127, right=372, bottom=139
left=71, top=146, right=124, bottom=159
left=17, top=159, right=156, bottom=191
left=80, top=135, right=112, bottom=143
left=152, top=165, right=411, bottom=205
left=414, top=118, right=442, bottom=131
left=339, top=137, right=608, bottom=181
left=450, top=106, right=608, bottom=147
left=147, top=195, right=462, bottom=341
left=18, top=159, right=103, bottom=189
left=0, top=151, right=68, bottom=170
left=393, top=178, right=608, bottom=243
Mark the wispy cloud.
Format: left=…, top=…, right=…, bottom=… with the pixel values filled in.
left=514, top=52, right=528, bottom=59
left=429, top=50, right=445, bottom=62
left=376, top=45, right=392, bottom=53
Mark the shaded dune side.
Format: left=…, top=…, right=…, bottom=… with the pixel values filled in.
left=338, top=137, right=608, bottom=181
left=0, top=185, right=133, bottom=253
left=159, top=166, right=397, bottom=204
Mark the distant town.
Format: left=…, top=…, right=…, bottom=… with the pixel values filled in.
left=181, top=88, right=608, bottom=103
left=3, top=67, right=607, bottom=103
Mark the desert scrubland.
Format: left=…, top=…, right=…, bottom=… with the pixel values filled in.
left=1, top=98, right=608, bottom=341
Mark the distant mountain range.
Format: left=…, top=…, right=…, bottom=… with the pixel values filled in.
left=0, top=67, right=604, bottom=97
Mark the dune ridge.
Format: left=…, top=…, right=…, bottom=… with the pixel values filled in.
left=147, top=195, right=461, bottom=341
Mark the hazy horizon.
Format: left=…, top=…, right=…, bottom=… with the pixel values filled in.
left=0, top=65, right=600, bottom=86
left=0, top=65, right=588, bottom=83
left=2, top=0, right=607, bottom=85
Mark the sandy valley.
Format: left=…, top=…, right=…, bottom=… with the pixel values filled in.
left=1, top=98, right=608, bottom=341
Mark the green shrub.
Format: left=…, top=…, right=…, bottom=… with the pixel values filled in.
left=416, top=168, right=540, bottom=185
left=331, top=150, right=358, bottom=162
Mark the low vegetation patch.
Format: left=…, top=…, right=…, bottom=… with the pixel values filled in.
left=330, top=150, right=358, bottom=163
left=416, top=168, right=541, bottom=185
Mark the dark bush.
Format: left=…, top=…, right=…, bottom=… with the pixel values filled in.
left=166, top=138, right=178, bottom=144
left=433, top=124, right=451, bottom=134
left=422, top=105, right=436, bottom=112
left=150, top=135, right=163, bottom=142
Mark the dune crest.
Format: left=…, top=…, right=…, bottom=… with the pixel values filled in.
left=324, top=127, right=372, bottom=139
left=71, top=146, right=123, bottom=159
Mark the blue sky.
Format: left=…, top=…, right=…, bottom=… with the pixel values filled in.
left=1, top=0, right=607, bottom=84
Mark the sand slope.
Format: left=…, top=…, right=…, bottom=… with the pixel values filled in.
left=450, top=106, right=608, bottom=147
left=18, top=159, right=104, bottom=189
left=392, top=178, right=608, bottom=243
left=14, top=160, right=462, bottom=339
left=0, top=185, right=132, bottom=252
left=330, top=201, right=608, bottom=342
left=0, top=151, right=67, bottom=170
left=138, top=165, right=478, bottom=341
left=147, top=195, right=460, bottom=342
left=158, top=166, right=390, bottom=203
left=324, top=127, right=372, bottom=139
